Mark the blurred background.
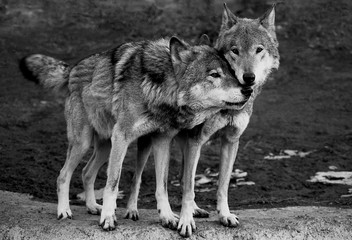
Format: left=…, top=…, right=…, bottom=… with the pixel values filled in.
left=0, top=0, right=351, bottom=211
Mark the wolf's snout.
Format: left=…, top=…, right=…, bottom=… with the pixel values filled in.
left=241, top=87, right=253, bottom=97
left=243, top=72, right=255, bottom=85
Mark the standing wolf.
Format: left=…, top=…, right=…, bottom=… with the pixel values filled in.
left=20, top=37, right=251, bottom=230
left=123, top=4, right=280, bottom=237
left=176, top=4, right=280, bottom=237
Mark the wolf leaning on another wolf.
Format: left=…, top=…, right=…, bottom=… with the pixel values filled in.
left=124, top=3, right=280, bottom=237
left=20, top=37, right=251, bottom=230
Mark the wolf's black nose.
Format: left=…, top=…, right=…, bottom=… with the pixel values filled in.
left=243, top=73, right=255, bottom=85
left=241, top=87, right=253, bottom=97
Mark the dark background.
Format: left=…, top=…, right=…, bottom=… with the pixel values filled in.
left=0, top=0, right=351, bottom=212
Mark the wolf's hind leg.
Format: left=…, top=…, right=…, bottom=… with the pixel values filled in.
left=125, top=135, right=152, bottom=221
left=57, top=125, right=93, bottom=220
left=82, top=134, right=111, bottom=215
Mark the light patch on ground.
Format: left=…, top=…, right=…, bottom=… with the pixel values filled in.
left=264, top=149, right=315, bottom=160
left=341, top=188, right=352, bottom=198
left=329, top=165, right=338, bottom=170
left=307, top=171, right=352, bottom=185
left=76, top=188, right=125, bottom=201
left=171, top=168, right=255, bottom=192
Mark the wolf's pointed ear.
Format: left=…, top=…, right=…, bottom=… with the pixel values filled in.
left=221, top=3, right=238, bottom=31
left=198, top=34, right=211, bottom=46
left=170, top=36, right=189, bottom=65
left=259, top=3, right=277, bottom=37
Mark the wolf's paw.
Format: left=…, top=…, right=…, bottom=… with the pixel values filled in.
left=219, top=213, right=239, bottom=227
left=99, top=209, right=117, bottom=231
left=124, top=208, right=139, bottom=221
left=193, top=207, right=209, bottom=218
left=57, top=208, right=73, bottom=220
left=87, top=203, right=102, bottom=215
left=177, top=213, right=196, bottom=238
left=159, top=210, right=179, bottom=230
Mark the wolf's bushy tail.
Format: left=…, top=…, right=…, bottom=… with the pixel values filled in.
left=20, top=54, right=70, bottom=95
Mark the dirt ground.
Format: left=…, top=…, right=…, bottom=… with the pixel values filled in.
left=0, top=0, right=351, bottom=216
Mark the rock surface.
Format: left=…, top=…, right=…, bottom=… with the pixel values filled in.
left=1, top=191, right=352, bottom=239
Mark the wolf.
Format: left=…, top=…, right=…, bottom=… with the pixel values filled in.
left=123, top=4, right=280, bottom=237
left=20, top=36, right=251, bottom=231
left=176, top=4, right=280, bottom=237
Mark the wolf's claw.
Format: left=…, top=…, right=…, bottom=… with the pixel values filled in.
left=219, top=213, right=239, bottom=227
left=99, top=209, right=118, bottom=231
left=193, top=208, right=209, bottom=218
left=159, top=209, right=179, bottom=230
left=57, top=209, right=73, bottom=220
left=87, top=203, right=102, bottom=215
left=177, top=219, right=196, bottom=238
left=124, top=210, right=139, bottom=221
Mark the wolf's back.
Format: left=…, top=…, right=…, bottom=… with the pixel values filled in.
left=20, top=54, right=70, bottom=95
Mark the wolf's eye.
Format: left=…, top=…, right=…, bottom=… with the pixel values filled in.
left=210, top=72, right=221, bottom=78
left=232, top=48, right=239, bottom=55
left=256, top=47, right=263, bottom=54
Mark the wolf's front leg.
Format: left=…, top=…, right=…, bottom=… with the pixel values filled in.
left=177, top=140, right=202, bottom=237
left=152, top=131, right=179, bottom=230
left=176, top=135, right=209, bottom=219
left=125, top=135, right=152, bottom=221
left=217, top=135, right=240, bottom=227
left=99, top=125, right=130, bottom=231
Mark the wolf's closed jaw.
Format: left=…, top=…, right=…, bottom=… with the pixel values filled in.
left=223, top=99, right=248, bottom=108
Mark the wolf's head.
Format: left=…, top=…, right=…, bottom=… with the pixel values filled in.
left=169, top=37, right=251, bottom=111
left=215, top=4, right=280, bottom=87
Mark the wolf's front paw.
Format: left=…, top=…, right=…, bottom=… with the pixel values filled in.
left=124, top=208, right=139, bottom=221
left=87, top=203, right=102, bottom=215
left=159, top=209, right=179, bottom=230
left=99, top=209, right=117, bottom=231
left=177, top=213, right=196, bottom=238
left=219, top=213, right=239, bottom=227
left=57, top=207, right=73, bottom=220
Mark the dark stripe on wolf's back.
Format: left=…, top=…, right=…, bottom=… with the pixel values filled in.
left=108, top=43, right=130, bottom=80
left=109, top=44, right=125, bottom=66
left=139, top=41, right=148, bottom=76
left=117, top=49, right=140, bottom=82
left=112, top=42, right=144, bottom=83
left=140, top=41, right=165, bottom=84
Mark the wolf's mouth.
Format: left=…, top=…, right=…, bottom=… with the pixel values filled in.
left=223, top=100, right=248, bottom=108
